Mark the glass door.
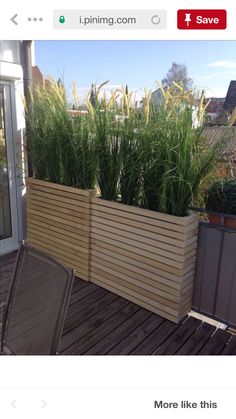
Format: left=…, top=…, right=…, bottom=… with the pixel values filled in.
left=0, top=83, right=19, bottom=254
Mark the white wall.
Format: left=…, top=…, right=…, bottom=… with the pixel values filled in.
left=0, top=41, right=21, bottom=64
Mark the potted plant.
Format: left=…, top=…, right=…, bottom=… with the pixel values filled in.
left=26, top=80, right=97, bottom=280
left=205, top=178, right=236, bottom=228
left=88, top=85, right=225, bottom=322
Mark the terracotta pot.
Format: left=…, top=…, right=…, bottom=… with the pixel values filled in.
left=224, top=216, right=236, bottom=229
left=208, top=214, right=224, bottom=226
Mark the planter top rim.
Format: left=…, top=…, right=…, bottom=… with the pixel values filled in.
left=27, top=177, right=97, bottom=196
left=92, top=195, right=198, bottom=225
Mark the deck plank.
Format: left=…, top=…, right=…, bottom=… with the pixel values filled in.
left=63, top=290, right=116, bottom=334
left=0, top=251, right=234, bottom=355
left=61, top=298, right=129, bottom=352
left=65, top=287, right=109, bottom=321
left=130, top=318, right=180, bottom=355
left=221, top=335, right=236, bottom=355
left=62, top=301, right=140, bottom=354
left=108, top=313, right=162, bottom=355
left=197, top=329, right=231, bottom=355
left=176, top=322, right=216, bottom=355
left=85, top=309, right=151, bottom=355
left=153, top=316, right=202, bottom=355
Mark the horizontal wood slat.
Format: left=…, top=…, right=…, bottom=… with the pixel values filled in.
left=91, top=223, right=196, bottom=265
left=28, top=211, right=90, bottom=233
left=27, top=178, right=93, bottom=280
left=91, top=197, right=198, bottom=323
left=91, top=197, right=197, bottom=226
left=91, top=207, right=198, bottom=234
left=28, top=177, right=94, bottom=197
left=27, top=200, right=89, bottom=220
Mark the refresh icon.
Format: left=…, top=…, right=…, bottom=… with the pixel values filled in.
left=151, top=15, right=161, bottom=25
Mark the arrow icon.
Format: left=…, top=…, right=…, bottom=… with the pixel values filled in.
left=41, top=400, right=47, bottom=409
left=10, top=14, right=18, bottom=25
left=10, top=400, right=16, bottom=408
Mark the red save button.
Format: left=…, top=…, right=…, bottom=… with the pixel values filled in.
left=177, top=10, right=227, bottom=30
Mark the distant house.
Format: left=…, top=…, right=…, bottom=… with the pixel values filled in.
left=142, top=87, right=204, bottom=128
left=32, top=65, right=51, bottom=88
left=205, top=98, right=224, bottom=123
left=149, top=88, right=166, bottom=109
left=214, top=81, right=236, bottom=125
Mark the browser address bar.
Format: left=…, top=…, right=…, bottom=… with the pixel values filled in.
left=53, top=10, right=167, bottom=30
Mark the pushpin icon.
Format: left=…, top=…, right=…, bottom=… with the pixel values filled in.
left=185, top=13, right=191, bottom=27
left=59, top=15, right=65, bottom=24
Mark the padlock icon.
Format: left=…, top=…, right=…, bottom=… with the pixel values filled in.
left=59, top=15, right=65, bottom=24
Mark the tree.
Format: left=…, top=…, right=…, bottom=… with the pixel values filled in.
left=162, top=62, right=193, bottom=90
left=89, top=83, right=97, bottom=108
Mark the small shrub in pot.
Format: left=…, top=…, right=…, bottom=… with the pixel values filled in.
left=205, top=178, right=236, bottom=227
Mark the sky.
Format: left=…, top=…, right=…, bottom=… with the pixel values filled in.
left=35, top=40, right=236, bottom=102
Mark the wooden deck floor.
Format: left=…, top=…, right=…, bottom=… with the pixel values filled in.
left=1, top=252, right=236, bottom=355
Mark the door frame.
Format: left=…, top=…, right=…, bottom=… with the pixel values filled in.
left=0, top=81, right=20, bottom=255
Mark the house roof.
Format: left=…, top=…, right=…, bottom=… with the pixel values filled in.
left=32, top=66, right=44, bottom=84
left=32, top=66, right=51, bottom=88
left=203, top=126, right=236, bottom=159
left=212, top=81, right=236, bottom=125
left=223, top=81, right=236, bottom=110
left=206, top=98, right=225, bottom=114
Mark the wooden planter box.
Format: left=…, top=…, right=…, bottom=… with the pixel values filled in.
left=90, top=198, right=199, bottom=323
left=27, top=178, right=94, bottom=281
left=26, top=178, right=199, bottom=323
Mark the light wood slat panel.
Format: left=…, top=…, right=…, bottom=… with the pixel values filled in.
left=90, top=264, right=193, bottom=311
left=90, top=267, right=180, bottom=315
left=91, top=246, right=192, bottom=294
left=92, top=218, right=196, bottom=242
left=91, top=223, right=196, bottom=263
left=28, top=202, right=90, bottom=221
left=91, top=259, right=181, bottom=303
left=92, top=210, right=198, bottom=254
left=27, top=208, right=89, bottom=229
left=92, top=207, right=198, bottom=234
left=28, top=188, right=90, bottom=209
left=28, top=230, right=89, bottom=257
left=28, top=211, right=90, bottom=233
left=91, top=219, right=195, bottom=251
left=28, top=218, right=89, bottom=240
left=28, top=225, right=89, bottom=246
left=27, top=178, right=92, bottom=281
left=91, top=222, right=196, bottom=249
left=91, top=232, right=192, bottom=272
left=91, top=250, right=189, bottom=294
left=27, top=237, right=89, bottom=273
left=91, top=234, right=193, bottom=276
left=28, top=188, right=89, bottom=209
left=91, top=240, right=193, bottom=284
left=90, top=199, right=198, bottom=323
left=91, top=197, right=196, bottom=226
left=27, top=177, right=93, bottom=197
left=28, top=190, right=89, bottom=211
left=90, top=274, right=179, bottom=322
left=29, top=199, right=89, bottom=220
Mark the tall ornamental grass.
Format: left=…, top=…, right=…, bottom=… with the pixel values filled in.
left=142, top=106, right=226, bottom=216
left=119, top=88, right=144, bottom=205
left=87, top=87, right=122, bottom=201
left=26, top=80, right=96, bottom=189
left=26, top=79, right=227, bottom=216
